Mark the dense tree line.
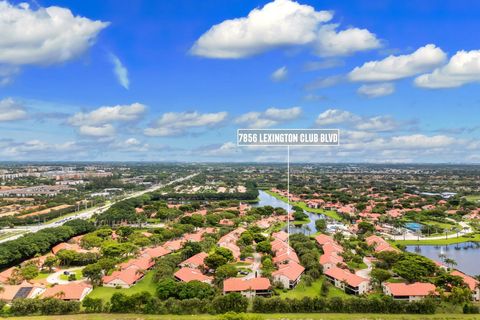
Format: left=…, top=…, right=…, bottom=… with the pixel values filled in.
left=0, top=205, right=76, bottom=227
left=7, top=298, right=80, bottom=316
left=0, top=219, right=94, bottom=268
left=252, top=296, right=437, bottom=314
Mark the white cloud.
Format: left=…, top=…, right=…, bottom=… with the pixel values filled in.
left=315, top=109, right=360, bottom=126
left=415, top=50, right=480, bottom=88
left=355, top=116, right=398, bottom=131
left=0, top=98, right=27, bottom=121
left=0, top=2, right=108, bottom=66
left=314, top=24, right=381, bottom=57
left=191, top=0, right=338, bottom=58
left=0, top=66, right=20, bottom=85
left=357, top=83, right=394, bottom=98
left=145, top=111, right=228, bottom=136
left=316, top=109, right=399, bottom=131
left=109, top=54, right=129, bottom=89
left=68, top=103, right=146, bottom=126
left=271, top=66, right=288, bottom=82
left=236, top=106, right=302, bottom=128
left=78, top=124, right=115, bottom=137
left=349, top=44, right=446, bottom=82
left=390, top=134, right=455, bottom=149
left=304, top=75, right=343, bottom=90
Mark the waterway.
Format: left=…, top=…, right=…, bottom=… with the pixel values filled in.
left=406, top=242, right=480, bottom=276
left=254, top=190, right=328, bottom=236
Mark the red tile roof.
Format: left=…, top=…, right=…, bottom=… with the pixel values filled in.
left=174, top=267, right=212, bottom=283
left=102, top=268, right=143, bottom=286
left=142, top=246, right=171, bottom=259
left=272, top=261, right=305, bottom=281
left=119, top=256, right=154, bottom=271
left=42, top=282, right=91, bottom=300
left=180, top=252, right=208, bottom=268
left=223, top=277, right=271, bottom=292
left=451, top=270, right=479, bottom=291
left=324, top=267, right=368, bottom=287
left=384, top=282, right=437, bottom=297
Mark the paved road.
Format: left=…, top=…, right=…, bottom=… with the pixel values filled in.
left=0, top=173, right=197, bottom=243
left=355, top=256, right=372, bottom=279
left=388, top=221, right=472, bottom=241
left=46, top=267, right=84, bottom=285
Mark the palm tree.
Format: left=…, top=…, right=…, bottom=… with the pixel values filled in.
left=444, top=258, right=457, bottom=269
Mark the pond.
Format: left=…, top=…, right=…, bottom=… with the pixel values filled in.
left=254, top=190, right=328, bottom=236
left=406, top=242, right=480, bottom=276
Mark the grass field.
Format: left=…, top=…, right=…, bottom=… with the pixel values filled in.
left=87, top=270, right=156, bottom=301
left=59, top=269, right=84, bottom=281
left=7, top=313, right=480, bottom=320
left=278, top=277, right=347, bottom=299
left=465, top=195, right=480, bottom=203
left=392, top=233, right=480, bottom=245
left=264, top=190, right=342, bottom=221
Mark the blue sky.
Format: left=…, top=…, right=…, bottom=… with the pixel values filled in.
left=0, top=0, right=480, bottom=162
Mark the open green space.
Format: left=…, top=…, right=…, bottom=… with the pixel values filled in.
left=87, top=270, right=156, bottom=301
left=7, top=313, right=480, bottom=320
left=392, top=233, right=480, bottom=245
left=278, top=277, right=347, bottom=299
left=264, top=190, right=342, bottom=221
left=465, top=195, right=480, bottom=202
left=33, top=271, right=51, bottom=281
left=59, top=269, right=84, bottom=281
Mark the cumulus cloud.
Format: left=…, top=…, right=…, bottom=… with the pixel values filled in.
left=356, top=115, right=398, bottom=131
left=145, top=111, right=228, bottom=136
left=236, top=106, right=302, bottom=128
left=271, top=66, right=288, bottom=82
left=109, top=54, right=129, bottom=89
left=357, top=83, right=395, bottom=98
left=316, top=109, right=399, bottom=132
left=0, top=2, right=108, bottom=66
left=2, top=139, right=81, bottom=158
left=315, top=109, right=360, bottom=126
left=68, top=103, right=146, bottom=126
left=78, top=124, right=116, bottom=137
left=349, top=44, right=446, bottom=82
left=314, top=24, right=381, bottom=57
left=68, top=103, right=145, bottom=137
left=0, top=98, right=27, bottom=121
left=190, top=0, right=378, bottom=59
left=415, top=50, right=480, bottom=88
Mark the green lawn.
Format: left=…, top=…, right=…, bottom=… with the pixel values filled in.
left=392, top=233, right=480, bottom=245
left=465, top=195, right=480, bottom=202
left=34, top=271, right=51, bottom=280
left=264, top=190, right=342, bottom=221
left=7, top=313, right=479, bottom=320
left=278, top=277, right=347, bottom=299
left=59, top=269, right=84, bottom=281
left=88, top=270, right=157, bottom=301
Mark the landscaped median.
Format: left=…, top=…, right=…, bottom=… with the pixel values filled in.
left=263, top=190, right=343, bottom=221
left=5, top=313, right=480, bottom=320
left=391, top=233, right=480, bottom=246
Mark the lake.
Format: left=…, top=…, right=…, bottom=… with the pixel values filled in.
left=254, top=190, right=327, bottom=236
left=406, top=242, right=480, bottom=276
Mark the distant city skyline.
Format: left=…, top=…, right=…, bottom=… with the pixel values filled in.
left=1, top=0, right=480, bottom=163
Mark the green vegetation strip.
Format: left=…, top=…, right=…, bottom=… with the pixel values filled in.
left=264, top=190, right=342, bottom=221
left=7, top=313, right=480, bottom=320
left=392, top=233, right=480, bottom=245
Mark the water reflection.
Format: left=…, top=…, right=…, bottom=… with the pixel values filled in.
left=254, top=190, right=327, bottom=236
left=406, top=242, right=480, bottom=276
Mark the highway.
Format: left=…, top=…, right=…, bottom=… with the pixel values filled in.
left=0, top=173, right=197, bottom=244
